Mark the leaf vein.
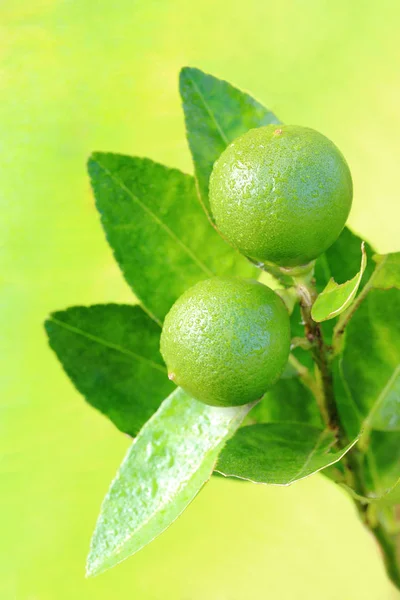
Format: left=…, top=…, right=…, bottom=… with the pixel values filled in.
left=93, top=158, right=214, bottom=277
left=49, top=316, right=166, bottom=373
left=288, top=430, right=332, bottom=484
left=185, top=72, right=230, bottom=146
left=363, top=364, right=400, bottom=431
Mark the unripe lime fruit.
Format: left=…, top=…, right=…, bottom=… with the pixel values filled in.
left=160, top=277, right=290, bottom=407
left=209, top=124, right=353, bottom=267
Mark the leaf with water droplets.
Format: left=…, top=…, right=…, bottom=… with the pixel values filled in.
left=86, top=388, right=252, bottom=576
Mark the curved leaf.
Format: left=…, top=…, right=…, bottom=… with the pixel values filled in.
left=87, top=388, right=252, bottom=576
left=312, top=242, right=367, bottom=322
left=216, top=422, right=357, bottom=485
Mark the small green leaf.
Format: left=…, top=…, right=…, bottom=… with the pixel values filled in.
left=314, top=226, right=376, bottom=293
left=86, top=388, right=252, bottom=576
left=371, top=252, right=400, bottom=290
left=88, top=153, right=254, bottom=323
left=311, top=242, right=367, bottom=322
left=180, top=67, right=279, bottom=218
left=216, top=423, right=357, bottom=485
left=45, top=304, right=173, bottom=437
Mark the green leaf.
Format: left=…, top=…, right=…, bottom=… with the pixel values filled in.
left=367, top=367, right=400, bottom=432
left=333, top=356, right=363, bottom=440
left=334, top=357, right=400, bottom=504
left=86, top=388, right=252, bottom=576
left=342, top=289, right=400, bottom=433
left=364, top=431, right=400, bottom=498
left=216, top=423, right=357, bottom=485
left=371, top=252, right=400, bottom=290
left=45, top=304, right=173, bottom=437
left=180, top=67, right=279, bottom=218
left=377, top=478, right=400, bottom=507
left=88, top=153, right=254, bottom=323
left=248, top=377, right=322, bottom=428
left=315, top=226, right=376, bottom=293
left=312, top=242, right=367, bottom=322
left=337, top=288, right=400, bottom=500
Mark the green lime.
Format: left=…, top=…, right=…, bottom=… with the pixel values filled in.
left=160, top=277, right=290, bottom=407
left=209, top=124, right=353, bottom=267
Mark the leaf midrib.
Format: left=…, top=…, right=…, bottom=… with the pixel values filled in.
left=48, top=316, right=166, bottom=374
left=92, top=157, right=214, bottom=278
left=185, top=70, right=230, bottom=146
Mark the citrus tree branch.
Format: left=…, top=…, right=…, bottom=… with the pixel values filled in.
left=295, top=273, right=400, bottom=591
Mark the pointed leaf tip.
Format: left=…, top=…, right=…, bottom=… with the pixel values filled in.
left=86, top=388, right=252, bottom=575
left=179, top=66, right=280, bottom=218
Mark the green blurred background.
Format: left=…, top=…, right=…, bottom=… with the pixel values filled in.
left=2, top=1, right=400, bottom=598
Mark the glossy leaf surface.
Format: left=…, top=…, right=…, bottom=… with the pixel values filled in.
left=87, top=388, right=251, bottom=576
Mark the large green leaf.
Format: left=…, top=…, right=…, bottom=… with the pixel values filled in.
left=334, top=357, right=400, bottom=503
left=338, top=288, right=400, bottom=500
left=179, top=66, right=279, bottom=218
left=216, top=423, right=357, bottom=485
left=248, top=377, right=322, bottom=428
left=377, top=478, right=400, bottom=507
left=87, top=388, right=252, bottom=576
left=364, top=431, right=400, bottom=497
left=88, top=153, right=254, bottom=323
left=342, top=289, right=400, bottom=432
left=311, top=242, right=367, bottom=322
left=45, top=304, right=173, bottom=437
